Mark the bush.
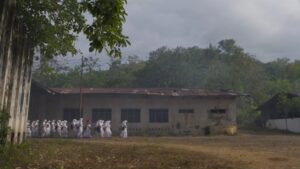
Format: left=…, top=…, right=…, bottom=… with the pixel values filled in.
left=236, top=97, right=261, bottom=127
left=0, top=143, right=32, bottom=168
left=0, top=109, right=10, bottom=146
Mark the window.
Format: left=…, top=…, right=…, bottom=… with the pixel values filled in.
left=121, top=109, right=140, bottom=123
left=210, top=108, right=227, bottom=114
left=179, top=109, right=194, bottom=114
left=63, top=108, right=80, bottom=122
left=92, top=108, right=112, bottom=122
left=149, top=109, right=168, bottom=123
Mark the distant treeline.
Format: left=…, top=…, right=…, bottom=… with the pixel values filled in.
left=33, top=39, right=300, bottom=125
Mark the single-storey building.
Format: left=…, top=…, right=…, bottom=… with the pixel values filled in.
left=258, top=93, right=300, bottom=133
left=29, top=81, right=242, bottom=135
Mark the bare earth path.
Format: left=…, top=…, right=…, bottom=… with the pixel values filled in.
left=75, top=133, right=300, bottom=169
left=1, top=133, right=300, bottom=169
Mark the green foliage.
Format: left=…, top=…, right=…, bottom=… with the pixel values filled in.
left=276, top=94, right=300, bottom=118
left=0, top=143, right=32, bottom=168
left=0, top=109, right=10, bottom=146
left=33, top=39, right=300, bottom=125
left=276, top=93, right=289, bottom=111
left=33, top=56, right=146, bottom=88
left=103, top=59, right=145, bottom=87
left=17, top=0, right=85, bottom=58
left=236, top=98, right=261, bottom=126
left=288, top=97, right=300, bottom=117
left=16, top=0, right=130, bottom=59
left=81, top=0, right=130, bottom=57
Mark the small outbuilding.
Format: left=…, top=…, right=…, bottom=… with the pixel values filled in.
left=258, top=93, right=300, bottom=133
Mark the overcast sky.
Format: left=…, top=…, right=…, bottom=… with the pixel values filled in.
left=74, top=0, right=300, bottom=65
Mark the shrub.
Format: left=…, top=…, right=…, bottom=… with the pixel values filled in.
left=0, top=109, right=10, bottom=146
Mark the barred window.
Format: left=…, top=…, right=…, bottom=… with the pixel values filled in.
left=92, top=108, right=112, bottom=122
left=179, top=109, right=194, bottom=114
left=63, top=108, right=80, bottom=122
left=149, top=109, right=168, bottom=123
left=210, top=108, right=227, bottom=114
left=121, top=109, right=141, bottom=123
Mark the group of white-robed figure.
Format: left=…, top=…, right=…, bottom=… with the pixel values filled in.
left=94, top=119, right=128, bottom=138
left=26, top=118, right=128, bottom=139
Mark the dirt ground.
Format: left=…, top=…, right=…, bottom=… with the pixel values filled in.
left=1, top=132, right=300, bottom=169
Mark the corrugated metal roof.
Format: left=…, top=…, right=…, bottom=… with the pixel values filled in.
left=50, top=88, right=243, bottom=97
left=31, top=80, right=57, bottom=95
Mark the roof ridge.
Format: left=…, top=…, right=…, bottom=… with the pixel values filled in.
left=48, top=87, right=243, bottom=97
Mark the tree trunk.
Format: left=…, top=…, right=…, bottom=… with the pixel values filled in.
left=19, top=48, right=33, bottom=143
left=0, top=0, right=10, bottom=43
left=0, top=0, right=16, bottom=110
left=0, top=0, right=34, bottom=144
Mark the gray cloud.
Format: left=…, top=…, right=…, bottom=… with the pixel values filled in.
left=77, top=0, right=300, bottom=62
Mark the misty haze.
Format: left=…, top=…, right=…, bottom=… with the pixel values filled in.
left=1, top=1, right=300, bottom=169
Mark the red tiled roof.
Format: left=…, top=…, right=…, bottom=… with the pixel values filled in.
left=50, top=88, right=243, bottom=97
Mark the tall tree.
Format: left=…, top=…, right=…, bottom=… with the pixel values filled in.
left=0, top=0, right=130, bottom=143
left=16, top=0, right=130, bottom=59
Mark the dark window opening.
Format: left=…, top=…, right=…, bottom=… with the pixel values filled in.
left=92, top=108, right=112, bottom=122
left=210, top=108, right=227, bottom=114
left=179, top=109, right=194, bottom=114
left=121, top=109, right=141, bottom=123
left=149, top=109, right=168, bottom=123
left=63, top=108, right=80, bottom=122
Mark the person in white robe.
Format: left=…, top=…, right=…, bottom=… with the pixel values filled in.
left=104, top=120, right=112, bottom=137
left=77, top=118, right=84, bottom=138
left=41, top=120, right=48, bottom=137
left=61, top=120, right=68, bottom=137
left=94, top=120, right=102, bottom=137
left=51, top=120, right=56, bottom=137
left=120, top=120, right=128, bottom=138
left=45, top=121, right=51, bottom=137
left=26, top=120, right=31, bottom=138
left=83, top=120, right=92, bottom=138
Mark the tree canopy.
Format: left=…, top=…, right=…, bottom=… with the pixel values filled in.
left=16, top=0, right=130, bottom=59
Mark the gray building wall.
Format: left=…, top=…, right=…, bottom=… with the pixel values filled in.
left=29, top=93, right=237, bottom=135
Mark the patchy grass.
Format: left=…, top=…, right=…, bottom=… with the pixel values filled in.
left=1, top=133, right=300, bottom=169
